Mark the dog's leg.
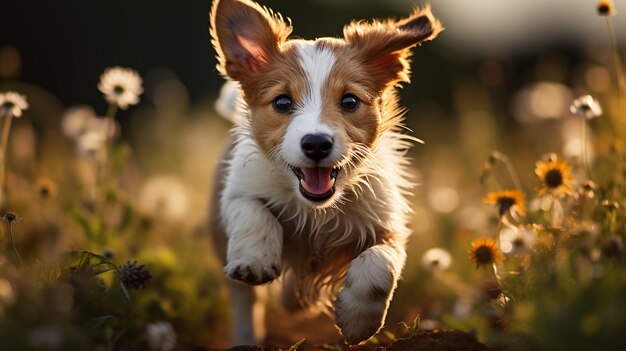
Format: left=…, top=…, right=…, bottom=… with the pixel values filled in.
left=222, top=197, right=282, bottom=285
left=334, top=243, right=406, bottom=344
left=229, top=280, right=267, bottom=345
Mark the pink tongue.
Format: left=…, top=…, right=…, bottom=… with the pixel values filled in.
left=301, top=167, right=334, bottom=195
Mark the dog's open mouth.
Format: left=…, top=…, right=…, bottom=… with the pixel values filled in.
left=291, top=166, right=340, bottom=202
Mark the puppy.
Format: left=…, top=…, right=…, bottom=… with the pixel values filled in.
left=208, top=0, right=442, bottom=345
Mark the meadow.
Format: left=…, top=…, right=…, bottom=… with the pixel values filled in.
left=0, top=0, right=625, bottom=350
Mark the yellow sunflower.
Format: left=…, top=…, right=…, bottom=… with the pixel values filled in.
left=482, top=190, right=526, bottom=218
left=597, top=0, right=616, bottom=16
left=535, top=155, right=574, bottom=197
left=469, top=238, right=503, bottom=268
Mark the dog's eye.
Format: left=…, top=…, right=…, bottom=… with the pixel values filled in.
left=340, top=94, right=359, bottom=112
left=273, top=95, right=293, bottom=114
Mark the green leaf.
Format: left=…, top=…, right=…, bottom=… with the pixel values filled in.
left=68, top=205, right=95, bottom=239
left=287, top=338, right=306, bottom=351
left=111, top=144, right=131, bottom=177
left=119, top=281, right=133, bottom=307
left=117, top=202, right=135, bottom=232
left=66, top=251, right=118, bottom=276
left=400, top=315, right=420, bottom=336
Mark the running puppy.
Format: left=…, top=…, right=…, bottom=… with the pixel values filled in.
left=209, top=0, right=442, bottom=345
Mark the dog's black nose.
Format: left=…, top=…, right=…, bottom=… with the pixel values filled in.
left=301, top=134, right=333, bottom=161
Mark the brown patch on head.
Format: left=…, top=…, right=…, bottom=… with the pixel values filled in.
left=314, top=7, right=443, bottom=148
left=210, top=0, right=307, bottom=156
left=246, top=41, right=309, bottom=155
left=316, top=40, right=382, bottom=150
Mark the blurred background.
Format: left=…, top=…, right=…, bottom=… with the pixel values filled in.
left=0, top=0, right=625, bottom=350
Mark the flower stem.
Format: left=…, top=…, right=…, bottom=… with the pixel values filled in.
left=7, top=222, right=21, bottom=264
left=606, top=17, right=626, bottom=133
left=102, top=103, right=118, bottom=187
left=0, top=115, right=14, bottom=205
left=492, top=263, right=502, bottom=282
left=500, top=154, right=523, bottom=191
left=581, top=118, right=592, bottom=179
left=496, top=219, right=505, bottom=249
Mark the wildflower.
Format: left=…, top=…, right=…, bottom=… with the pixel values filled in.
left=146, top=321, right=177, bottom=351
left=119, top=260, right=152, bottom=290
left=97, top=67, right=143, bottom=109
left=488, top=150, right=502, bottom=165
left=62, top=106, right=117, bottom=141
left=2, top=211, right=22, bottom=264
left=76, top=130, right=106, bottom=158
left=579, top=180, right=597, bottom=199
left=138, top=175, right=189, bottom=221
left=535, top=154, right=574, bottom=197
left=421, top=247, right=452, bottom=271
left=562, top=222, right=599, bottom=257
left=496, top=293, right=510, bottom=308
left=1, top=211, right=22, bottom=223
left=35, top=177, right=58, bottom=199
left=61, top=106, right=97, bottom=139
left=0, top=91, right=28, bottom=118
left=453, top=297, right=473, bottom=319
left=570, top=95, right=602, bottom=119
left=469, top=238, right=503, bottom=268
left=499, top=225, right=536, bottom=254
left=482, top=190, right=526, bottom=218
left=601, top=199, right=620, bottom=211
left=597, top=1, right=616, bottom=16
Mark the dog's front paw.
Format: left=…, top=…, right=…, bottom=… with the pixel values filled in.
left=224, top=257, right=281, bottom=285
left=334, top=280, right=393, bottom=344
left=334, top=249, right=397, bottom=344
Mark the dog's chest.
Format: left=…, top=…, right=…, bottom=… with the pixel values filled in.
left=274, top=201, right=388, bottom=273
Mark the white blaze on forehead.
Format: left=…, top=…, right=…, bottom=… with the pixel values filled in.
left=295, top=41, right=336, bottom=118
left=280, top=41, right=339, bottom=167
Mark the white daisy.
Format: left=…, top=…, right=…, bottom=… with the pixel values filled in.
left=138, top=175, right=189, bottom=222
left=61, top=106, right=97, bottom=139
left=87, top=116, right=117, bottom=139
left=421, top=247, right=452, bottom=271
left=570, top=95, right=602, bottom=119
left=146, top=321, right=177, bottom=351
left=76, top=130, right=107, bottom=158
left=0, top=91, right=28, bottom=118
left=97, top=66, right=143, bottom=109
left=499, top=225, right=537, bottom=254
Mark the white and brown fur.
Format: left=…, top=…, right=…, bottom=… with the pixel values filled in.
left=208, top=0, right=442, bottom=346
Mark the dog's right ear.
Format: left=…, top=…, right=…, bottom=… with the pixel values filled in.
left=210, top=0, right=292, bottom=84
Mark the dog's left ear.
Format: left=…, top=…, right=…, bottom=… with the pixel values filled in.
left=344, top=6, right=443, bottom=90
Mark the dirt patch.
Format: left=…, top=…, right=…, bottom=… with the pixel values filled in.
left=217, top=330, right=496, bottom=351
left=383, top=330, right=495, bottom=351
